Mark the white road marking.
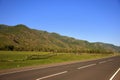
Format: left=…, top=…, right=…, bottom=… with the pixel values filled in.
left=107, top=59, right=113, bottom=62
left=36, top=71, right=68, bottom=80
left=99, top=61, right=107, bottom=64
left=109, top=68, right=120, bottom=80
left=99, top=59, right=113, bottom=64
left=77, top=64, right=96, bottom=69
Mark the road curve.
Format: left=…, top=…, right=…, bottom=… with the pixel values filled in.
left=0, top=56, right=120, bottom=80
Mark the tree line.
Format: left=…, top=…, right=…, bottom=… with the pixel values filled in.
left=0, top=44, right=114, bottom=54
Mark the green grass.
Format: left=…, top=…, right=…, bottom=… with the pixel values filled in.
left=0, top=51, right=116, bottom=70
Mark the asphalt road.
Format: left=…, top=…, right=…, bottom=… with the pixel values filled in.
left=0, top=56, right=120, bottom=80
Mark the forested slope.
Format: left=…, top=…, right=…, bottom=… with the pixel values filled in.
left=0, top=24, right=119, bottom=53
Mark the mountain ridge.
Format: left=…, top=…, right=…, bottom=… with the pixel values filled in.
left=0, top=24, right=119, bottom=53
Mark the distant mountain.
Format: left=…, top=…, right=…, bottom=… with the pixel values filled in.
left=0, top=24, right=120, bottom=53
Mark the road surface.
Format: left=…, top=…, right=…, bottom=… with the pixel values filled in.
left=0, top=56, right=120, bottom=80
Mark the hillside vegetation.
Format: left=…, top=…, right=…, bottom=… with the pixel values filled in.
left=0, top=24, right=120, bottom=54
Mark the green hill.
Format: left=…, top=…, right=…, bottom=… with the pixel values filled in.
left=0, top=24, right=119, bottom=53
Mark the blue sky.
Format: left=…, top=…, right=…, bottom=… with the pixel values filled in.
left=0, top=0, right=120, bottom=46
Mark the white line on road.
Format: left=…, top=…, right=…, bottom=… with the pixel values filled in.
left=99, top=61, right=107, bottom=64
left=109, top=68, right=120, bottom=80
left=99, top=59, right=113, bottom=64
left=107, top=59, right=113, bottom=62
left=77, top=63, right=96, bottom=69
left=36, top=71, right=68, bottom=80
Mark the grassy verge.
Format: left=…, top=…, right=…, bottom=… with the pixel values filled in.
left=0, top=51, right=117, bottom=70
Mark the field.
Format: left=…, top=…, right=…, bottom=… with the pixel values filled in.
left=0, top=51, right=116, bottom=70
